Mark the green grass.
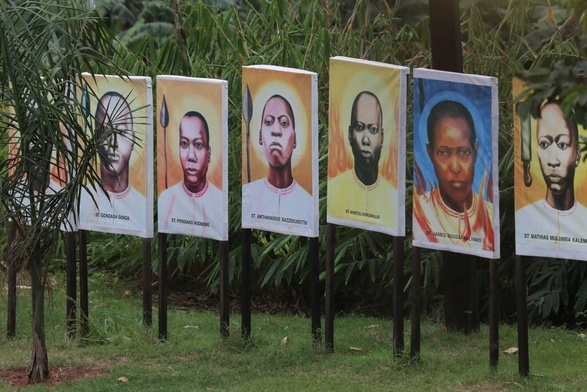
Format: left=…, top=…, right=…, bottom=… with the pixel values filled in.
left=1, top=272, right=586, bottom=391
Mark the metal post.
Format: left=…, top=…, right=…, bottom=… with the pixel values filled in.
left=392, top=236, right=404, bottom=355
left=220, top=240, right=230, bottom=339
left=241, top=228, right=251, bottom=340
left=142, top=238, right=152, bottom=327
left=309, top=237, right=321, bottom=343
left=516, top=255, right=529, bottom=376
left=325, top=223, right=335, bottom=352
left=489, top=258, right=499, bottom=368
left=158, top=234, right=167, bottom=339
left=79, top=230, right=89, bottom=337
left=65, top=231, right=76, bottom=337
left=410, top=246, right=422, bottom=361
left=466, top=254, right=479, bottom=333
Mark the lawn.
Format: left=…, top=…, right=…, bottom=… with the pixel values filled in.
left=1, top=272, right=586, bottom=391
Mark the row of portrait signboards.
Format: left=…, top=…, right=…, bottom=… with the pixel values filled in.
left=9, top=56, right=587, bottom=262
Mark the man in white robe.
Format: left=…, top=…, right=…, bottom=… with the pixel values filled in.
left=516, top=101, right=587, bottom=257
left=242, top=94, right=313, bottom=236
left=79, top=91, right=147, bottom=236
left=158, top=111, right=224, bottom=240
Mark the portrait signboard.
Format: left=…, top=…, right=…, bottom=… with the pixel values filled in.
left=241, top=65, right=319, bottom=238
left=412, top=68, right=500, bottom=259
left=514, top=78, right=587, bottom=261
left=7, top=83, right=77, bottom=231
left=327, top=56, right=409, bottom=236
left=78, top=74, right=154, bottom=238
left=156, top=76, right=228, bottom=241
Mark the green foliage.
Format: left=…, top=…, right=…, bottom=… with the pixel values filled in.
left=527, top=258, right=587, bottom=326
left=0, top=0, right=131, bottom=381
left=59, top=0, right=586, bottom=326
left=95, top=0, right=175, bottom=53
left=515, top=1, right=587, bottom=129
left=512, top=2, right=587, bottom=326
left=150, top=0, right=429, bottom=307
left=517, top=60, right=587, bottom=132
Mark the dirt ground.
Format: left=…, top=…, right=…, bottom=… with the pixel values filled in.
left=0, top=366, right=106, bottom=388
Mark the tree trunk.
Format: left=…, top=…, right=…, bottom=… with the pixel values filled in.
left=428, top=0, right=481, bottom=334
left=6, top=223, right=17, bottom=338
left=441, top=252, right=479, bottom=333
left=29, top=247, right=49, bottom=384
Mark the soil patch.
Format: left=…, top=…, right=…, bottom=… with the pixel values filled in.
left=164, top=285, right=393, bottom=318
left=0, top=366, right=106, bottom=388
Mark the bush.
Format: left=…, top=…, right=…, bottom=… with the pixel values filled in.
left=77, top=0, right=586, bottom=326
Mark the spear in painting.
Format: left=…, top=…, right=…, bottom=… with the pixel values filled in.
left=81, top=82, right=90, bottom=128
left=61, top=82, right=77, bottom=183
left=81, top=82, right=91, bottom=180
left=243, top=85, right=253, bottom=183
left=241, top=84, right=254, bottom=340
left=516, top=102, right=532, bottom=187
left=160, top=95, right=170, bottom=189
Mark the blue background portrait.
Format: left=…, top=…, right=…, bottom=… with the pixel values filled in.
left=413, top=78, right=493, bottom=200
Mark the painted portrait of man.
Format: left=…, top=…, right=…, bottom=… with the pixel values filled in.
left=241, top=65, right=318, bottom=238
left=327, top=57, right=408, bottom=236
left=156, top=76, right=228, bottom=241
left=242, top=94, right=312, bottom=228
left=7, top=86, right=77, bottom=231
left=426, top=100, right=479, bottom=213
left=514, top=81, right=587, bottom=260
left=95, top=92, right=138, bottom=194
left=8, top=136, right=65, bottom=228
left=412, top=68, right=499, bottom=259
left=78, top=74, right=153, bottom=238
left=347, top=92, right=385, bottom=186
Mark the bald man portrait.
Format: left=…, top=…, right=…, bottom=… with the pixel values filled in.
left=327, top=90, right=398, bottom=232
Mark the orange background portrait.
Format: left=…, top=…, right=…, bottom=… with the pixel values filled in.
left=80, top=74, right=150, bottom=196
left=7, top=93, right=72, bottom=187
left=241, top=67, right=314, bottom=195
left=156, top=77, right=224, bottom=196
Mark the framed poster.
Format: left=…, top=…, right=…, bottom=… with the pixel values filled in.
left=6, top=84, right=77, bottom=231
left=514, top=78, right=587, bottom=261
left=78, top=73, right=154, bottom=238
left=241, top=65, right=319, bottom=238
left=156, top=76, right=228, bottom=241
left=327, top=56, right=409, bottom=236
left=412, top=68, right=499, bottom=259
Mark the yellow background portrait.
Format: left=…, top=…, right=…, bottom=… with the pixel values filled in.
left=513, top=78, right=587, bottom=211
left=328, top=59, right=400, bottom=185
left=156, top=77, right=224, bottom=196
